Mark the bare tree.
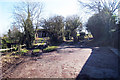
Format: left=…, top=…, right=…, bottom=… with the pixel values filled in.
left=12, top=1, right=44, bottom=48
left=78, top=0, right=120, bottom=13
left=12, top=1, right=44, bottom=31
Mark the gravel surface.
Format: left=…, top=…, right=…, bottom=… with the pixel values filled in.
left=2, top=44, right=120, bottom=79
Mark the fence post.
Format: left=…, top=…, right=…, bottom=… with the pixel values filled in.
left=18, top=44, right=21, bottom=54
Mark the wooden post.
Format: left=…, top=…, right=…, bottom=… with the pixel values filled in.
left=18, top=44, right=21, bottom=54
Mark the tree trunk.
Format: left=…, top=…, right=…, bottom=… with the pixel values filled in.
left=18, top=44, right=21, bottom=54
left=72, top=30, right=78, bottom=43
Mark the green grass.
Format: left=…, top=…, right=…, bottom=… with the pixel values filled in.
left=84, top=34, right=93, bottom=39
left=34, top=37, right=49, bottom=43
left=6, top=49, right=29, bottom=56
left=33, top=43, right=46, bottom=46
left=36, top=37, right=49, bottom=40
left=21, top=49, right=28, bottom=53
left=43, top=46, right=58, bottom=52
left=77, top=34, right=80, bottom=36
left=33, top=49, right=40, bottom=53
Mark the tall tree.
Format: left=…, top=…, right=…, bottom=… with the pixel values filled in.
left=79, top=0, right=119, bottom=44
left=8, top=27, right=22, bottom=44
left=13, top=2, right=43, bottom=30
left=12, top=2, right=43, bottom=48
left=86, top=7, right=117, bottom=45
left=42, top=16, right=64, bottom=43
left=78, top=0, right=119, bottom=13
left=78, top=0, right=119, bottom=31
left=23, top=6, right=34, bottom=48
left=65, top=15, right=82, bottom=42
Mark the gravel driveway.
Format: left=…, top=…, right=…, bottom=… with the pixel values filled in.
left=4, top=44, right=120, bottom=79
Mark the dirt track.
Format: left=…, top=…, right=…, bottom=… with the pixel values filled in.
left=3, top=44, right=120, bottom=79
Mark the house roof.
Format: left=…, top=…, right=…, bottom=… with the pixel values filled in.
left=37, top=29, right=49, bottom=32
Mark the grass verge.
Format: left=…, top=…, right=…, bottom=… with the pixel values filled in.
left=43, top=46, right=58, bottom=52
left=33, top=49, right=40, bottom=53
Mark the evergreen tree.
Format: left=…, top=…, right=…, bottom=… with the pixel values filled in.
left=24, top=6, right=34, bottom=48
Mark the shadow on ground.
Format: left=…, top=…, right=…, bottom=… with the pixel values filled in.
left=76, top=47, right=120, bottom=80
left=59, top=41, right=119, bottom=79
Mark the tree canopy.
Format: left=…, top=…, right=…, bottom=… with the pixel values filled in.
left=65, top=15, right=82, bottom=42
left=42, top=16, right=64, bottom=43
left=82, top=0, right=119, bottom=45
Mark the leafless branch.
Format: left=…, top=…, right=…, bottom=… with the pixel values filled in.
left=12, top=1, right=44, bottom=31
left=78, top=0, right=120, bottom=13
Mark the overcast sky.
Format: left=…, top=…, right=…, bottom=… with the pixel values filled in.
left=0, top=0, right=93, bottom=37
